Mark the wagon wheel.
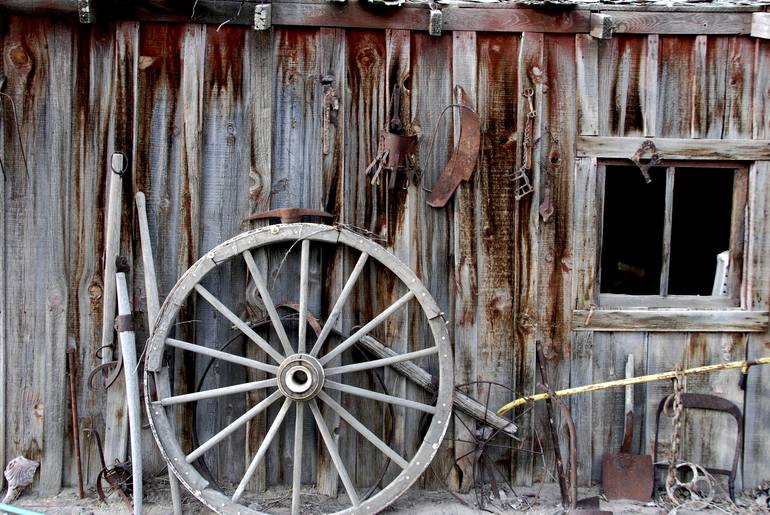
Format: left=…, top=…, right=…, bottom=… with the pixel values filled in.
left=145, top=223, right=454, bottom=515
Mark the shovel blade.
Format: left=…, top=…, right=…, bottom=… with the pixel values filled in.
left=602, top=453, right=653, bottom=502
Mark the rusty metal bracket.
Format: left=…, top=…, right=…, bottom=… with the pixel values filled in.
left=114, top=314, right=134, bottom=333
left=426, top=86, right=480, bottom=208
left=78, top=0, right=94, bottom=23
left=322, top=75, right=340, bottom=155
left=253, top=4, right=271, bottom=30
left=244, top=207, right=334, bottom=224
left=630, top=139, right=662, bottom=184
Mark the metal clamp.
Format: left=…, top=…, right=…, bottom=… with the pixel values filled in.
left=254, top=4, right=271, bottom=31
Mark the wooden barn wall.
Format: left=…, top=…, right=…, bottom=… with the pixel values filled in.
left=0, top=12, right=769, bottom=496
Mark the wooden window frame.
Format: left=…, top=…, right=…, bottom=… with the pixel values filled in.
left=595, top=159, right=748, bottom=310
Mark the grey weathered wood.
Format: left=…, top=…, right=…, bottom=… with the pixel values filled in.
left=608, top=11, right=751, bottom=34
left=590, top=13, right=613, bottom=40
left=451, top=29, right=478, bottom=492
left=723, top=37, right=754, bottom=139
left=575, top=35, right=598, bottom=136
left=309, top=399, right=360, bottom=506
left=573, top=309, right=768, bottom=332
left=644, top=35, right=658, bottom=137
left=751, top=12, right=770, bottom=39
left=577, top=136, right=770, bottom=159
left=659, top=168, right=674, bottom=296
left=599, top=294, right=736, bottom=309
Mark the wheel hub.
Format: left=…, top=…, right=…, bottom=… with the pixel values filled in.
left=277, top=354, right=324, bottom=400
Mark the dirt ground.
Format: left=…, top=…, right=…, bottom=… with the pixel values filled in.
left=6, top=479, right=770, bottom=514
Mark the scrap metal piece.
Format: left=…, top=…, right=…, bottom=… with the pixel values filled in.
left=427, top=86, right=480, bottom=208
left=511, top=88, right=536, bottom=200
left=366, top=85, right=418, bottom=189
left=253, top=4, right=271, bottom=31
left=630, top=139, right=662, bottom=184
left=428, top=7, right=443, bottom=36
left=244, top=208, right=334, bottom=224
left=86, top=429, right=133, bottom=509
left=321, top=75, right=340, bottom=155
left=2, top=457, right=38, bottom=504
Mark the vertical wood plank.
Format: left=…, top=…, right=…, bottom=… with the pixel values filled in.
left=657, top=36, right=696, bottom=138
left=723, top=36, right=755, bottom=139
left=66, top=22, right=116, bottom=486
left=244, top=27, right=273, bottom=494
left=575, top=35, right=598, bottom=137
left=450, top=29, right=478, bottom=493
left=643, top=35, right=658, bottom=138
left=1, top=16, right=73, bottom=495
left=0, top=14, right=5, bottom=490
left=690, top=36, right=729, bottom=139
left=315, top=26, right=346, bottom=497
left=743, top=161, right=770, bottom=488
left=409, top=30, right=454, bottom=488
left=512, top=31, right=541, bottom=485
left=753, top=40, right=770, bottom=140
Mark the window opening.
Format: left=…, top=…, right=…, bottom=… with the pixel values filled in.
left=600, top=164, right=736, bottom=298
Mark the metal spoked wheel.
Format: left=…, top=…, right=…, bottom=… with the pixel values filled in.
left=145, top=223, right=453, bottom=515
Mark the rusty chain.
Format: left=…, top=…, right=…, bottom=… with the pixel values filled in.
left=665, top=367, right=686, bottom=493
left=510, top=88, right=535, bottom=200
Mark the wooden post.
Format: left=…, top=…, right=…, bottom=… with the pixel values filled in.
left=116, top=272, right=142, bottom=515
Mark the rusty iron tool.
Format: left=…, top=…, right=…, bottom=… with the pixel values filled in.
left=602, top=354, right=653, bottom=502
left=87, top=348, right=123, bottom=391
left=653, top=392, right=743, bottom=500
left=66, top=347, right=85, bottom=499
left=537, top=382, right=612, bottom=515
left=535, top=342, right=569, bottom=508
left=427, top=85, right=481, bottom=208
left=244, top=207, right=334, bottom=224
left=630, top=139, right=662, bottom=184
left=85, top=428, right=133, bottom=509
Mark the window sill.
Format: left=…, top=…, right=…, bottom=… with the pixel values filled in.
left=572, top=308, right=768, bottom=332
left=598, top=294, right=738, bottom=309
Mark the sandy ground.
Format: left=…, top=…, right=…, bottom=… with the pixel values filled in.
left=6, top=479, right=769, bottom=514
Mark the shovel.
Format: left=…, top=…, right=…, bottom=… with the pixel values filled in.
left=602, top=355, right=653, bottom=502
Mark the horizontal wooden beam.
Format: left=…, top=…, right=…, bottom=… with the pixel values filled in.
left=607, top=10, right=752, bottom=35
left=577, top=136, right=770, bottom=161
left=573, top=309, right=769, bottom=332
left=1, top=1, right=758, bottom=35
left=751, top=12, right=770, bottom=40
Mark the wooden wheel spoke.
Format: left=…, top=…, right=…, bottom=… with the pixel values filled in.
left=195, top=284, right=285, bottom=364
left=325, top=380, right=436, bottom=414
left=318, top=391, right=409, bottom=469
left=319, top=291, right=415, bottom=366
left=166, top=338, right=278, bottom=375
left=186, top=390, right=282, bottom=463
left=291, top=402, right=305, bottom=515
left=233, top=398, right=292, bottom=502
left=324, top=346, right=438, bottom=377
left=158, top=378, right=278, bottom=406
left=243, top=250, right=294, bottom=356
left=309, top=399, right=360, bottom=506
left=298, top=240, right=310, bottom=354
left=309, top=251, right=369, bottom=357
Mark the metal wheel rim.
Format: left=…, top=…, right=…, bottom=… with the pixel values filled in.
left=144, top=223, right=454, bottom=515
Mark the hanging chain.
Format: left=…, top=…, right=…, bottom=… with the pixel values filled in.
left=510, top=88, right=535, bottom=200
left=666, top=367, right=686, bottom=492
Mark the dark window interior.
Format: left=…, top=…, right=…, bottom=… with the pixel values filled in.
left=600, top=165, right=734, bottom=296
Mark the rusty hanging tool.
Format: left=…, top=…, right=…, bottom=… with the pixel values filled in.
left=630, top=139, right=662, bottom=184
left=85, top=428, right=133, bottom=509
left=66, top=347, right=85, bottom=499
left=365, top=84, right=419, bottom=189
left=426, top=86, right=481, bottom=208
left=87, top=347, right=123, bottom=391
left=244, top=207, right=334, bottom=224
left=510, top=88, right=535, bottom=200
left=602, top=355, right=653, bottom=502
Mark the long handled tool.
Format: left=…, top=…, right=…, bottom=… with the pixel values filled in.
left=601, top=355, right=653, bottom=501
left=498, top=356, right=770, bottom=415
left=116, top=268, right=142, bottom=515
left=136, top=192, right=183, bottom=515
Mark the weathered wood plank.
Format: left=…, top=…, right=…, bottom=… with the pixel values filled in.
left=1, top=16, right=73, bottom=495
left=657, top=36, right=695, bottom=138
left=410, top=31, right=454, bottom=489
left=340, top=28, right=387, bottom=488
left=690, top=35, right=728, bottom=139
left=643, top=35, right=658, bottom=138
left=575, top=35, right=598, bottom=136
left=243, top=27, right=273, bottom=494
left=608, top=11, right=752, bottom=35
left=66, top=21, right=116, bottom=487
left=450, top=29, right=478, bottom=493
left=0, top=15, right=5, bottom=490
left=753, top=40, right=770, bottom=140
left=723, top=36, right=754, bottom=139
left=512, top=31, right=541, bottom=485
left=744, top=162, right=770, bottom=488
left=577, top=136, right=770, bottom=160
left=573, top=309, right=768, bottom=332
left=537, top=32, right=577, bottom=484
left=598, top=36, right=647, bottom=137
